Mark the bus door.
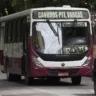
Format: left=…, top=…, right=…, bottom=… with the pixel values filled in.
left=22, top=17, right=30, bottom=76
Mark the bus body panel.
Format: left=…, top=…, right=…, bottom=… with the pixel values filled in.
left=3, top=43, right=23, bottom=74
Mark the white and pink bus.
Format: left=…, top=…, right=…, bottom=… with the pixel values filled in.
left=0, top=5, right=93, bottom=85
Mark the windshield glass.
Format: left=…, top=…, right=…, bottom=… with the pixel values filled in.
left=32, top=21, right=90, bottom=55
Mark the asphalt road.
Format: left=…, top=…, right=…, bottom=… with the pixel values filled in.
left=0, top=71, right=95, bottom=96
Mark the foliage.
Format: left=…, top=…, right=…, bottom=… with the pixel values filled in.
left=10, top=0, right=96, bottom=11
left=0, top=0, right=96, bottom=16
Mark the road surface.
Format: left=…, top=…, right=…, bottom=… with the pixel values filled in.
left=0, top=71, right=95, bottom=96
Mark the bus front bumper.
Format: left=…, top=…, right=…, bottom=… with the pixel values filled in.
left=31, top=67, right=92, bottom=77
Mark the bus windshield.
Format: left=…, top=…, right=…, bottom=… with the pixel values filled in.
left=32, top=21, right=90, bottom=55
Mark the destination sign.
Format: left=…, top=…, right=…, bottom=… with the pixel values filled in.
left=33, top=10, right=89, bottom=19
left=62, top=22, right=88, bottom=27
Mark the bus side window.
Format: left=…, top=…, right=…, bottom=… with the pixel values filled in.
left=94, top=26, right=96, bottom=44
left=25, top=21, right=30, bottom=49
left=26, top=22, right=30, bottom=32
left=26, top=22, right=30, bottom=41
left=10, top=21, right=13, bottom=42
left=92, top=23, right=96, bottom=42
left=32, top=22, right=40, bottom=49
left=8, top=21, right=12, bottom=43
left=22, top=17, right=27, bottom=52
left=4, top=22, right=8, bottom=43
left=15, top=20, right=18, bottom=42
left=17, top=19, right=22, bottom=42
left=22, top=17, right=30, bottom=52
left=12, top=20, right=17, bottom=42
left=95, top=26, right=96, bottom=34
left=20, top=18, right=23, bottom=42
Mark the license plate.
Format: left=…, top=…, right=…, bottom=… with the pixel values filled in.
left=58, top=72, right=69, bottom=76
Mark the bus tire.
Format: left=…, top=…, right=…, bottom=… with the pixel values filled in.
left=25, top=76, right=33, bottom=85
left=7, top=66, right=21, bottom=81
left=71, top=76, right=81, bottom=85
left=94, top=82, right=96, bottom=95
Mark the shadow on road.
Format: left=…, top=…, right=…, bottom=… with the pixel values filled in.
left=0, top=79, right=25, bottom=90
left=0, top=78, right=88, bottom=90
left=0, top=77, right=93, bottom=96
left=20, top=79, right=87, bottom=87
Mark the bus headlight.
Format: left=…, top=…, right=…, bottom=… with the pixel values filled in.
left=32, top=56, right=44, bottom=67
left=82, top=56, right=92, bottom=66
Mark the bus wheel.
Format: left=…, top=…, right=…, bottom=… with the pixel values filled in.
left=25, top=76, right=33, bottom=85
left=7, top=67, right=21, bottom=81
left=94, top=82, right=96, bottom=95
left=71, top=76, right=81, bottom=85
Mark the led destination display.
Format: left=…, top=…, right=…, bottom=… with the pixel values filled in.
left=33, top=10, right=89, bottom=19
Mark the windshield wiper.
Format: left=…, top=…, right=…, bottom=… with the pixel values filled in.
left=46, top=19, right=60, bottom=44
left=46, top=19, right=58, bottom=36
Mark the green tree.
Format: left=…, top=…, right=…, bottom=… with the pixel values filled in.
left=1, top=0, right=96, bottom=16
left=0, top=0, right=15, bottom=16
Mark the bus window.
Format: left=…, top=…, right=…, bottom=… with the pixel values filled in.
left=12, top=20, right=17, bottom=42
left=32, top=22, right=40, bottom=50
left=10, top=21, right=13, bottom=42
left=26, top=22, right=30, bottom=33
left=20, top=18, right=24, bottom=42
left=92, top=22, right=96, bottom=44
left=8, top=21, right=12, bottom=42
left=15, top=20, right=18, bottom=42
left=22, top=17, right=27, bottom=51
left=22, top=17, right=30, bottom=52
left=0, top=26, right=4, bottom=50
left=4, top=22, right=8, bottom=43
left=22, top=18, right=26, bottom=42
left=17, top=19, right=21, bottom=42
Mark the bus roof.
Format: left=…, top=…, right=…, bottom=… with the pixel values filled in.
left=0, top=6, right=90, bottom=22
left=33, top=7, right=89, bottom=11
left=32, top=5, right=89, bottom=12
left=0, top=9, right=31, bottom=22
